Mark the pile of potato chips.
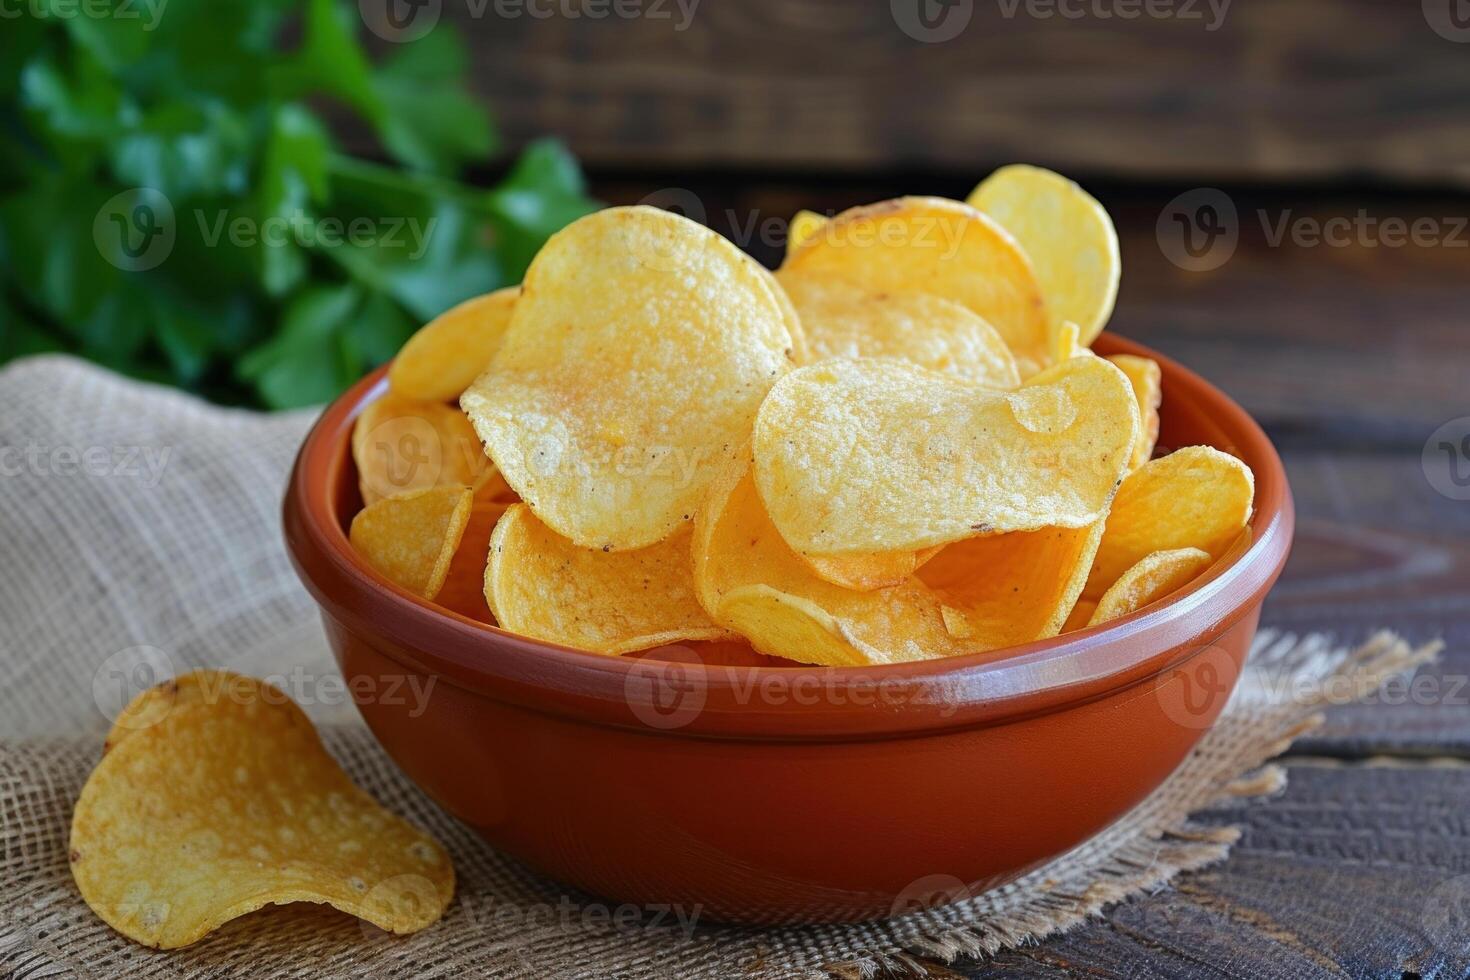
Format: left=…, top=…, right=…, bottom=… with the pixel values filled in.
left=72, top=671, right=454, bottom=948
left=351, top=164, right=1255, bottom=666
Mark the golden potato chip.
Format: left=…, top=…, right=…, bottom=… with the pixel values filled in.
left=785, top=208, right=826, bottom=257
left=1061, top=598, right=1098, bottom=634
left=349, top=485, right=472, bottom=599
left=486, top=503, right=729, bottom=655
left=433, top=488, right=512, bottom=623
left=1108, top=354, right=1162, bottom=470
left=72, top=671, right=453, bottom=949
left=1084, top=446, right=1254, bottom=600
left=103, top=670, right=304, bottom=751
left=968, top=164, right=1119, bottom=347
left=1049, top=319, right=1088, bottom=365
left=753, top=356, right=1138, bottom=555
left=916, top=521, right=1106, bottom=650
left=775, top=269, right=1020, bottom=387
left=461, top=206, right=794, bottom=551
left=353, top=393, right=494, bottom=505
left=799, top=545, right=941, bottom=592
left=781, top=196, right=1049, bottom=373
left=1088, top=547, right=1213, bottom=627
left=759, top=263, right=811, bottom=365
left=694, top=458, right=956, bottom=665
left=388, top=286, right=517, bottom=403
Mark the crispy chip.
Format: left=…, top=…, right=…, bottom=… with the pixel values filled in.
left=72, top=671, right=453, bottom=949
left=1049, top=319, right=1088, bottom=365
left=349, top=485, right=472, bottom=599
left=753, top=356, right=1138, bottom=555
left=1084, top=446, right=1254, bottom=600
left=1108, top=354, right=1163, bottom=470
left=461, top=206, right=794, bottom=551
left=486, top=503, right=729, bottom=655
left=774, top=269, right=1020, bottom=387
left=968, top=164, right=1119, bottom=347
left=388, top=286, right=517, bottom=402
left=1088, top=547, right=1213, bottom=627
left=433, top=487, right=512, bottom=623
left=694, top=458, right=956, bottom=665
left=785, top=209, right=826, bottom=257
left=353, top=393, right=494, bottom=505
left=916, top=521, right=1106, bottom=649
left=104, top=670, right=301, bottom=751
left=759, top=264, right=811, bottom=364
left=800, top=545, right=942, bottom=592
left=781, top=196, right=1049, bottom=373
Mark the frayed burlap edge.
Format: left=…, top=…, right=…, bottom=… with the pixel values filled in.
left=821, top=629, right=1442, bottom=979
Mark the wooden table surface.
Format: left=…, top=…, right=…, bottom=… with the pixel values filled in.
left=592, top=176, right=1470, bottom=977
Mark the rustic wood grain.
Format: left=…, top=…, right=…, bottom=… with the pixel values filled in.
left=956, top=759, right=1470, bottom=978
left=443, top=0, right=1470, bottom=184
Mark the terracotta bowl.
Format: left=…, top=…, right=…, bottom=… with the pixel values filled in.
left=283, top=333, right=1293, bottom=924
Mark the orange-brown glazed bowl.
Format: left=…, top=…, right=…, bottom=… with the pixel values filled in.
left=283, top=333, right=1293, bottom=924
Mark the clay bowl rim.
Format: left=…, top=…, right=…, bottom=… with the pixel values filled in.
left=283, top=332, right=1294, bottom=741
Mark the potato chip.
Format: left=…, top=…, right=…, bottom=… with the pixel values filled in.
left=800, top=545, right=941, bottom=592
left=781, top=196, right=1049, bottom=373
left=353, top=393, right=494, bottom=505
left=1061, top=598, right=1098, bottom=634
left=916, top=521, right=1106, bottom=649
left=350, top=485, right=472, bottom=599
left=968, top=164, right=1119, bottom=347
left=486, top=503, right=730, bottom=655
left=72, top=671, right=453, bottom=948
left=388, top=286, right=518, bottom=403
left=694, top=458, right=956, bottom=665
left=461, top=206, right=794, bottom=551
left=759, top=264, right=811, bottom=364
left=433, top=488, right=512, bottom=623
left=1087, top=547, right=1213, bottom=627
left=1108, top=354, right=1162, bottom=470
left=785, top=209, right=826, bottom=256
left=1049, top=319, right=1088, bottom=365
left=753, top=356, right=1138, bottom=555
left=775, top=269, right=1020, bottom=387
left=104, top=670, right=304, bottom=751
left=1084, top=446, right=1254, bottom=600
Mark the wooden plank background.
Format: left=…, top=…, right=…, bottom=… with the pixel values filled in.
left=437, top=0, right=1470, bottom=184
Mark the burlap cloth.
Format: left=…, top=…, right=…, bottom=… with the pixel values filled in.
left=0, top=356, right=1440, bottom=978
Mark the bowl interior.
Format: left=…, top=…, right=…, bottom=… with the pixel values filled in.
left=287, top=332, right=1293, bottom=737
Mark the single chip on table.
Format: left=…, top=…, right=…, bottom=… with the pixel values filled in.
left=1086, top=547, right=1214, bottom=627
left=780, top=196, right=1049, bottom=374
left=349, top=484, right=473, bottom=599
left=1084, top=446, right=1255, bottom=600
left=71, top=671, right=453, bottom=949
left=1107, top=354, right=1163, bottom=470
left=388, top=286, right=518, bottom=403
left=968, top=164, right=1120, bottom=348
left=486, top=503, right=731, bottom=655
left=461, top=206, right=795, bottom=552
left=752, top=356, right=1138, bottom=556
left=353, top=393, right=494, bottom=505
left=775, top=269, right=1020, bottom=388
